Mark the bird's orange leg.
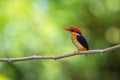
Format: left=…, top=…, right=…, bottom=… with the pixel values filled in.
left=78, top=48, right=88, bottom=56
left=73, top=49, right=88, bottom=56
left=78, top=49, right=81, bottom=53
left=73, top=49, right=81, bottom=55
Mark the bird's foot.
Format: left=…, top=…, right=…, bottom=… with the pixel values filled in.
left=72, top=49, right=81, bottom=55
left=73, top=49, right=88, bottom=56
left=78, top=49, right=88, bottom=56
left=78, top=49, right=81, bottom=53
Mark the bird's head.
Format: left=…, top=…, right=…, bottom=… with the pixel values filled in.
left=64, top=27, right=82, bottom=35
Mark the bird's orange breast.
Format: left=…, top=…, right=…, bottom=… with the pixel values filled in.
left=72, top=32, right=87, bottom=51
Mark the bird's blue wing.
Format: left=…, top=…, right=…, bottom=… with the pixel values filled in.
left=77, top=35, right=89, bottom=50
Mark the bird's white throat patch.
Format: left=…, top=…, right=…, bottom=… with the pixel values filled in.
left=76, top=33, right=80, bottom=35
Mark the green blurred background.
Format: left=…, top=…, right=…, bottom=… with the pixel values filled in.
left=0, top=0, right=120, bottom=80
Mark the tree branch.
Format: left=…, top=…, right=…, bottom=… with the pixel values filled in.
left=0, top=45, right=120, bottom=62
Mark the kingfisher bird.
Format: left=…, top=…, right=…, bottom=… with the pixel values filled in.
left=64, top=27, right=89, bottom=53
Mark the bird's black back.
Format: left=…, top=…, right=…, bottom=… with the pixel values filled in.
left=76, top=35, right=89, bottom=50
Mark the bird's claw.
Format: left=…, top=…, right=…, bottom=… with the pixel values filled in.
left=73, top=50, right=81, bottom=55
left=73, top=49, right=88, bottom=56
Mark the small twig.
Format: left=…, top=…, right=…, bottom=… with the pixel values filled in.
left=0, top=45, right=120, bottom=62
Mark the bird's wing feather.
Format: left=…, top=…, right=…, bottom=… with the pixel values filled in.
left=76, top=35, right=89, bottom=50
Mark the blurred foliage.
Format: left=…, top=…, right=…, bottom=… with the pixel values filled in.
left=0, top=0, right=120, bottom=80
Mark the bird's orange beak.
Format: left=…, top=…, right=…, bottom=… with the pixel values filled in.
left=64, top=28, right=72, bottom=32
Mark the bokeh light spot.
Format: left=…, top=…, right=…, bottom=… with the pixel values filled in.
left=105, top=27, right=120, bottom=44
